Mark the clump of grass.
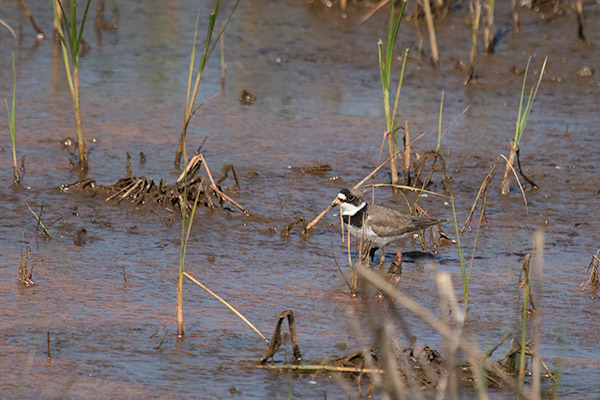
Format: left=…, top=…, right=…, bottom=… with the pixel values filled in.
left=174, top=0, right=240, bottom=167
left=378, top=1, right=408, bottom=190
left=5, top=52, right=20, bottom=184
left=500, top=56, right=547, bottom=195
left=19, top=235, right=35, bottom=287
left=53, top=0, right=93, bottom=171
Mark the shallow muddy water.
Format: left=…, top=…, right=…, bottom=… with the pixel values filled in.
left=1, top=0, right=599, bottom=398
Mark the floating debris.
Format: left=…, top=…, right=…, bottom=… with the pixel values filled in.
left=240, top=89, right=256, bottom=105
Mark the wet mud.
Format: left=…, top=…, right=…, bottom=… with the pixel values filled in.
left=1, top=0, right=600, bottom=398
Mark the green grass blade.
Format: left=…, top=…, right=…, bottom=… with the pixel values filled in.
left=189, top=7, right=219, bottom=115
left=437, top=90, right=444, bottom=151
left=385, top=2, right=396, bottom=74
left=451, top=194, right=468, bottom=309
left=185, top=12, right=201, bottom=116
left=53, top=1, right=75, bottom=95
left=378, top=39, right=386, bottom=91
left=514, top=57, right=531, bottom=147
left=205, top=0, right=241, bottom=70
left=76, top=0, right=93, bottom=55
left=514, top=56, right=547, bottom=149
left=390, top=48, right=409, bottom=133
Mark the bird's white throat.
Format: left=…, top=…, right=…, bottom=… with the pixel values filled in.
left=339, top=201, right=366, bottom=216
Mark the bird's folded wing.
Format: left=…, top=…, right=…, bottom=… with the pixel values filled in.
left=366, top=204, right=415, bottom=237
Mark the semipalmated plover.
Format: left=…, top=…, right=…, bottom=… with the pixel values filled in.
left=337, top=188, right=445, bottom=259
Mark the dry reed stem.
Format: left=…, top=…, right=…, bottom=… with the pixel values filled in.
left=26, top=203, right=52, bottom=238
left=531, top=230, right=544, bottom=400
left=260, top=309, right=302, bottom=362
left=358, top=266, right=518, bottom=390
left=359, top=0, right=391, bottom=24
left=176, top=274, right=184, bottom=337
left=464, top=0, right=481, bottom=85
left=580, top=250, right=599, bottom=291
left=422, top=0, right=439, bottom=69
left=332, top=246, right=354, bottom=294
left=483, top=0, right=494, bottom=53
left=461, top=162, right=497, bottom=232
left=150, top=312, right=175, bottom=339
left=386, top=129, right=401, bottom=190
left=258, top=364, right=384, bottom=374
left=403, top=120, right=411, bottom=186
left=500, top=140, right=517, bottom=195
left=462, top=154, right=527, bottom=232
left=437, top=272, right=460, bottom=400
left=576, top=0, right=588, bottom=43
left=511, top=0, right=520, bottom=32
left=177, top=153, right=247, bottom=213
left=17, top=0, right=45, bottom=38
left=183, top=271, right=268, bottom=343
left=0, top=18, right=17, bottom=38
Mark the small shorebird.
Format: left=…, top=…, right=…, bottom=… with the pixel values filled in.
left=337, top=188, right=446, bottom=261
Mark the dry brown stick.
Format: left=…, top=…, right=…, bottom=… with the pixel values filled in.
left=422, top=0, right=439, bottom=69
left=359, top=0, right=391, bottom=24
left=17, top=0, right=45, bottom=38
left=0, top=18, right=17, bottom=38
left=403, top=120, right=411, bottom=186
left=177, top=153, right=247, bottom=213
left=105, top=180, right=136, bottom=201
left=184, top=272, right=268, bottom=343
left=464, top=0, right=481, bottom=85
left=516, top=147, right=538, bottom=189
left=576, top=0, right=588, bottom=43
left=203, top=171, right=247, bottom=213
left=483, top=0, right=495, bottom=53
left=120, top=179, right=144, bottom=201
left=386, top=129, right=400, bottom=191
left=331, top=245, right=353, bottom=294
left=461, top=161, right=498, bottom=232
left=511, top=0, right=520, bottom=32
left=499, top=152, right=528, bottom=211
left=500, top=140, right=517, bottom=195
left=150, top=312, right=175, bottom=338
left=532, top=230, right=544, bottom=399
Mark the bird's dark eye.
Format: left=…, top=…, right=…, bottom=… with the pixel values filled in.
left=348, top=195, right=355, bottom=201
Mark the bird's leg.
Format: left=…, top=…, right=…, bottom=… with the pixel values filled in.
left=369, top=246, right=378, bottom=262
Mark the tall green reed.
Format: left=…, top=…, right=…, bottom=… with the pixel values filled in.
left=174, top=0, right=240, bottom=167
left=501, top=56, right=547, bottom=195
left=53, top=0, right=93, bottom=171
left=174, top=1, right=239, bottom=337
left=378, top=1, right=407, bottom=189
left=176, top=152, right=202, bottom=337
left=5, top=52, right=19, bottom=184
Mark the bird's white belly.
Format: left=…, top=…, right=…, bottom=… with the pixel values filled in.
left=345, top=223, right=406, bottom=248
